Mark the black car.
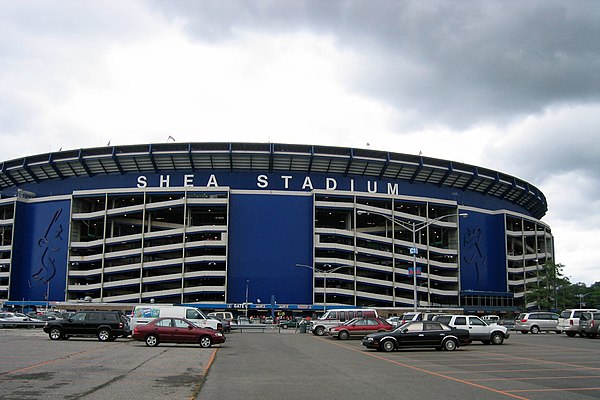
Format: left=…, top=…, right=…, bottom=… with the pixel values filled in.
left=43, top=311, right=129, bottom=341
left=361, top=321, right=472, bottom=352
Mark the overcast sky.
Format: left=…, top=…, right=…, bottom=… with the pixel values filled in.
left=1, top=0, right=599, bottom=284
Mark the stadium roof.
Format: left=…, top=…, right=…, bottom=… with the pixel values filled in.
left=0, top=142, right=547, bottom=218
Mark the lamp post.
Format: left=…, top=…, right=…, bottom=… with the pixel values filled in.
left=357, top=209, right=468, bottom=312
left=296, top=264, right=347, bottom=312
left=245, top=279, right=249, bottom=316
left=578, top=292, right=591, bottom=308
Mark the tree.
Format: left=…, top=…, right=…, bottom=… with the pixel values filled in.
left=528, top=262, right=570, bottom=311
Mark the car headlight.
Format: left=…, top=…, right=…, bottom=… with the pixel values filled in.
left=215, top=332, right=223, bottom=337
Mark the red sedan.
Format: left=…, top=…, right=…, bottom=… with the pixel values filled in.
left=133, top=317, right=225, bottom=348
left=329, top=317, right=393, bottom=340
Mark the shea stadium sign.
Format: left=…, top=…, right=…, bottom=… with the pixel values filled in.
left=135, top=173, right=409, bottom=196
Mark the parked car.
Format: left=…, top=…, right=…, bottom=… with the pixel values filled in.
left=236, top=316, right=251, bottom=325
left=43, top=311, right=129, bottom=341
left=310, top=308, right=378, bottom=336
left=514, top=312, right=560, bottom=334
left=433, top=315, right=510, bottom=344
left=207, top=311, right=234, bottom=322
left=329, top=317, right=393, bottom=340
left=132, top=317, right=225, bottom=347
left=558, top=308, right=598, bottom=337
left=579, top=311, right=600, bottom=338
left=361, top=321, right=472, bottom=352
left=0, top=312, right=31, bottom=328
left=278, top=317, right=305, bottom=329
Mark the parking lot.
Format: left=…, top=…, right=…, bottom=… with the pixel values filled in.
left=2, top=328, right=600, bottom=399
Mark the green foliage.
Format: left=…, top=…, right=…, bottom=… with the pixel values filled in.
left=527, top=261, right=600, bottom=310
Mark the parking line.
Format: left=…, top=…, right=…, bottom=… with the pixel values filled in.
left=202, top=347, right=219, bottom=375
left=0, top=345, right=109, bottom=376
left=505, top=387, right=600, bottom=394
left=320, top=338, right=530, bottom=400
left=470, top=375, right=600, bottom=382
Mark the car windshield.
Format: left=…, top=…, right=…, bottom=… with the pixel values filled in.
left=560, top=311, right=572, bottom=318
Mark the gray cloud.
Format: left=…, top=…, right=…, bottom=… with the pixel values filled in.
left=151, top=0, right=600, bottom=129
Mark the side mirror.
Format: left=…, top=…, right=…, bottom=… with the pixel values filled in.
left=401, top=328, right=408, bottom=334
left=188, top=325, right=193, bottom=330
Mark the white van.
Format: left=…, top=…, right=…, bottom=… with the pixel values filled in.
left=310, top=308, right=378, bottom=336
left=131, top=305, right=222, bottom=331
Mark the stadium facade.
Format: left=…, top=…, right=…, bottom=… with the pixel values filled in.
left=0, top=143, right=553, bottom=313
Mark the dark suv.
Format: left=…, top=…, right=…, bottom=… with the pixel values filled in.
left=43, top=311, right=129, bottom=341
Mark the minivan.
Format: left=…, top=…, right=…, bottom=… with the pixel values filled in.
left=208, top=311, right=234, bottom=322
left=131, top=305, right=222, bottom=331
left=514, top=312, right=560, bottom=334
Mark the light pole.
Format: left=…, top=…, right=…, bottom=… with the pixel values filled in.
left=578, top=293, right=591, bottom=308
left=245, top=279, right=249, bottom=316
left=296, top=264, right=347, bottom=312
left=357, top=209, right=468, bottom=312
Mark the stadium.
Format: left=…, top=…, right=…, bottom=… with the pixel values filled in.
left=0, top=142, right=553, bottom=314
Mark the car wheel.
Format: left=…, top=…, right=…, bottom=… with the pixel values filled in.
left=491, top=332, right=504, bottom=345
left=530, top=326, right=540, bottom=334
left=314, top=326, right=325, bottom=336
left=555, top=330, right=562, bottom=334
left=520, top=330, right=528, bottom=334
left=443, top=339, right=457, bottom=351
left=338, top=330, right=350, bottom=340
left=566, top=331, right=576, bottom=337
left=145, top=334, right=159, bottom=347
left=49, top=327, right=63, bottom=340
left=199, top=336, right=212, bottom=348
left=381, top=339, right=395, bottom=352
left=97, top=328, right=112, bottom=342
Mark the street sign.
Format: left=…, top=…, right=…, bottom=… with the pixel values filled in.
left=408, top=267, right=422, bottom=276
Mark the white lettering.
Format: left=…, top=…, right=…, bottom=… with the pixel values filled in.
left=257, top=174, right=269, bottom=188
left=387, top=183, right=398, bottom=195
left=184, top=174, right=194, bottom=187
left=137, top=175, right=147, bottom=188
left=326, top=178, right=337, bottom=191
left=302, top=176, right=314, bottom=190
left=207, top=174, right=219, bottom=188
left=367, top=180, right=378, bottom=193
left=281, top=175, right=292, bottom=189
left=160, top=175, right=170, bottom=188
left=350, top=179, right=354, bottom=192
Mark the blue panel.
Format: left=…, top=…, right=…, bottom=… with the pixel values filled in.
left=227, top=194, right=313, bottom=305
left=10, top=200, right=69, bottom=301
left=459, top=212, right=507, bottom=292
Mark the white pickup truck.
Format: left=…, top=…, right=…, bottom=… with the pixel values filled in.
left=433, top=315, right=510, bottom=345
